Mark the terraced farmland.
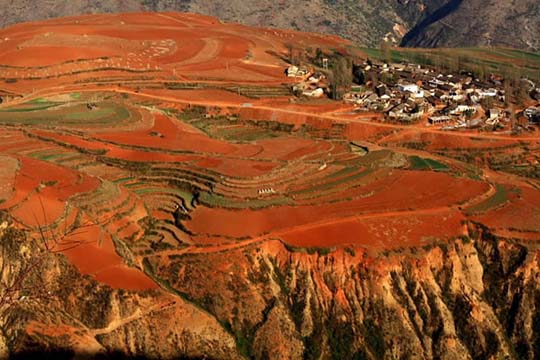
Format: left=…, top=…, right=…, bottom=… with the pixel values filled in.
left=1, top=12, right=540, bottom=359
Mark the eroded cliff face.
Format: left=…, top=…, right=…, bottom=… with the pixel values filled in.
left=0, top=221, right=242, bottom=359
left=146, top=222, right=540, bottom=359
left=2, top=219, right=540, bottom=359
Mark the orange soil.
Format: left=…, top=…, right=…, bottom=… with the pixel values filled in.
left=472, top=186, right=540, bottom=233
left=281, top=209, right=466, bottom=249
left=0, top=156, right=155, bottom=290
left=2, top=157, right=100, bottom=225
left=0, top=11, right=538, bottom=292
left=61, top=223, right=157, bottom=290
left=0, top=11, right=349, bottom=89
left=97, top=113, right=241, bottom=154
left=0, top=46, right=121, bottom=67
left=186, top=170, right=488, bottom=240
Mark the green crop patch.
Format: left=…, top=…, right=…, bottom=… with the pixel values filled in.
left=65, top=107, right=117, bottom=121
left=466, top=184, right=509, bottom=215
left=200, top=192, right=292, bottom=209
left=0, top=102, right=60, bottom=112
left=0, top=102, right=131, bottom=126
left=409, top=156, right=449, bottom=171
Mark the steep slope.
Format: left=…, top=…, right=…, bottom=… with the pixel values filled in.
left=3, top=213, right=540, bottom=359
left=0, top=0, right=454, bottom=48
left=145, top=223, right=540, bottom=359
left=401, top=0, right=540, bottom=51
left=0, top=0, right=537, bottom=50
left=0, top=218, right=243, bottom=359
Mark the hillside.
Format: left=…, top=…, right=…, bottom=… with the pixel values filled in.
left=401, top=0, right=540, bottom=51
left=0, top=12, right=539, bottom=359
left=0, top=0, right=538, bottom=51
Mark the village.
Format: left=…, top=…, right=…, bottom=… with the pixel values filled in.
left=287, top=57, right=540, bottom=133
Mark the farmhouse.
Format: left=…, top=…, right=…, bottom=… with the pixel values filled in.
left=449, top=105, right=476, bottom=116
left=429, top=116, right=451, bottom=125
left=302, top=88, right=325, bottom=98
left=398, top=83, right=419, bottom=93
left=525, top=107, right=540, bottom=123
left=287, top=65, right=299, bottom=77
left=487, top=108, right=501, bottom=121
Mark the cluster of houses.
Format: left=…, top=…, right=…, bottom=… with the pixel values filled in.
left=287, top=65, right=329, bottom=98
left=344, top=61, right=540, bottom=130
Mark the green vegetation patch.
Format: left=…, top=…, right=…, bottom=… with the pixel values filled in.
left=0, top=102, right=60, bottom=112
left=133, top=187, right=193, bottom=202
left=113, top=177, right=135, bottom=184
left=29, top=97, right=53, bottom=104
left=181, top=115, right=283, bottom=142
left=28, top=150, right=78, bottom=162
left=0, top=101, right=131, bottom=127
left=466, top=184, right=509, bottom=215
left=200, top=192, right=292, bottom=209
left=65, top=107, right=117, bottom=121
left=409, top=156, right=449, bottom=171
left=292, top=167, right=374, bottom=195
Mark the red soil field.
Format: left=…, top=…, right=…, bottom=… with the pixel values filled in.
left=186, top=170, right=488, bottom=239
left=3, top=157, right=100, bottom=227
left=252, top=137, right=331, bottom=161
left=30, top=130, right=109, bottom=152
left=61, top=222, right=157, bottom=290
left=0, top=11, right=538, bottom=297
left=472, top=185, right=540, bottom=233
left=0, top=46, right=121, bottom=67
left=281, top=209, right=467, bottom=249
left=0, top=12, right=349, bottom=91
left=97, top=113, right=241, bottom=155
left=343, top=122, right=397, bottom=141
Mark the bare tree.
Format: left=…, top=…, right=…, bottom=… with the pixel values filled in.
left=0, top=199, right=102, bottom=320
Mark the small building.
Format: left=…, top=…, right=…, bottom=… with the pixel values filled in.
left=477, top=89, right=498, bottom=98
left=524, top=107, right=540, bottom=124
left=308, top=72, right=325, bottom=83
left=398, top=83, right=419, bottom=93
left=302, top=88, right=324, bottom=98
left=487, top=108, right=501, bottom=121
left=429, top=116, right=451, bottom=125
left=375, top=84, right=388, bottom=97
left=449, top=105, right=476, bottom=116
left=287, top=65, right=298, bottom=77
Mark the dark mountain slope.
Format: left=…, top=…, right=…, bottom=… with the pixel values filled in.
left=401, top=0, right=540, bottom=51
